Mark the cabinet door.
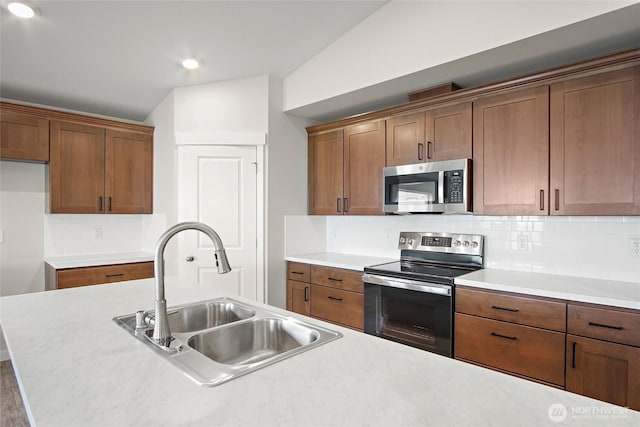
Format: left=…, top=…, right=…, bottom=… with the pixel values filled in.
left=49, top=120, right=105, bottom=213
left=425, top=101, right=472, bottom=162
left=343, top=121, right=385, bottom=215
left=308, top=130, right=344, bottom=214
left=567, top=335, right=640, bottom=411
left=286, top=280, right=310, bottom=316
left=0, top=109, right=49, bottom=162
left=550, top=66, right=640, bottom=215
left=310, top=284, right=364, bottom=330
left=105, top=129, right=153, bottom=213
left=386, top=112, right=426, bottom=166
left=473, top=86, right=549, bottom=215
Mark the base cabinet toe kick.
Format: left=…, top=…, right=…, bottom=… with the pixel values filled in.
left=455, top=286, right=640, bottom=411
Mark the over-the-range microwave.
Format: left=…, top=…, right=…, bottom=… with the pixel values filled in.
left=383, top=158, right=472, bottom=214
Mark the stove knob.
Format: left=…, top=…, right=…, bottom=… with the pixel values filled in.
left=472, top=241, right=479, bottom=248
left=407, top=238, right=414, bottom=245
left=463, top=241, right=470, bottom=247
left=399, top=237, right=406, bottom=244
left=454, top=240, right=462, bottom=247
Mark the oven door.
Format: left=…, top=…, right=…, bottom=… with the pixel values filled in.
left=363, top=274, right=453, bottom=357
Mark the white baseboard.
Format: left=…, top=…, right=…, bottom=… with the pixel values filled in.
left=0, top=349, right=10, bottom=362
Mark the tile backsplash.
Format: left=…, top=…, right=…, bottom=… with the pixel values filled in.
left=287, top=215, right=640, bottom=283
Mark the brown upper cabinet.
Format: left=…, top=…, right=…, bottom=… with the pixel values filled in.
left=0, top=108, right=49, bottom=162
left=550, top=66, right=640, bottom=215
left=308, top=120, right=385, bottom=215
left=49, top=120, right=153, bottom=214
left=386, top=102, right=472, bottom=166
left=473, top=86, right=550, bottom=215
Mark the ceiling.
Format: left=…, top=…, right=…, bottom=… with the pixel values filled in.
left=1, top=1, right=639, bottom=125
left=0, top=0, right=387, bottom=122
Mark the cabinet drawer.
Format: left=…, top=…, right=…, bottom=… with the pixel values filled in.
left=456, top=287, right=566, bottom=331
left=311, top=285, right=364, bottom=330
left=287, top=262, right=311, bottom=282
left=57, top=262, right=154, bottom=289
left=568, top=304, right=640, bottom=347
left=455, top=313, right=565, bottom=386
left=311, top=265, right=363, bottom=293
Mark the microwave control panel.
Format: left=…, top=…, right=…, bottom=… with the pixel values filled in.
left=444, top=170, right=464, bottom=204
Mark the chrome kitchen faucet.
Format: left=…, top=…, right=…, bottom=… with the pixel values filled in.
left=150, top=222, right=231, bottom=349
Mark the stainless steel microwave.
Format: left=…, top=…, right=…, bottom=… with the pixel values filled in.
left=383, top=159, right=472, bottom=214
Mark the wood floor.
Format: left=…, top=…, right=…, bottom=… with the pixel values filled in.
left=1, top=360, right=30, bottom=427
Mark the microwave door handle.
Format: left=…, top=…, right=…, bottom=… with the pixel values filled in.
left=438, top=170, right=445, bottom=204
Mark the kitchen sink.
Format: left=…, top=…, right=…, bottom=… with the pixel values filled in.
left=113, top=298, right=341, bottom=386
left=188, top=317, right=320, bottom=365
left=167, top=300, right=255, bottom=332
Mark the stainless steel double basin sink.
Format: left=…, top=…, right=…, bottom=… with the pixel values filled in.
left=113, top=298, right=342, bottom=386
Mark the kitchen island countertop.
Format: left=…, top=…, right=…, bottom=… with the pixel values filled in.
left=1, top=278, right=639, bottom=427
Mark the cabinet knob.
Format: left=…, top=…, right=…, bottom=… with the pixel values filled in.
left=185, top=256, right=195, bottom=262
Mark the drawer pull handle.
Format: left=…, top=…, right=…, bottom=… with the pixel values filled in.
left=588, top=321, right=623, bottom=331
left=328, top=277, right=343, bottom=282
left=327, top=296, right=343, bottom=302
left=490, top=332, right=517, bottom=341
left=291, top=271, right=304, bottom=275
left=491, top=305, right=519, bottom=313
left=304, top=287, right=309, bottom=302
left=571, top=341, right=576, bottom=369
left=105, top=273, right=124, bottom=278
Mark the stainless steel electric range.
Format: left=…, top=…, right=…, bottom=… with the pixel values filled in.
left=363, top=231, right=484, bottom=357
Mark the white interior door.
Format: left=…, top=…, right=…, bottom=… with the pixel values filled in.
left=178, top=145, right=258, bottom=301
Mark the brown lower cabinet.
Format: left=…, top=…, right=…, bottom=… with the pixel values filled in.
left=566, top=335, right=640, bottom=410
left=455, top=286, right=640, bottom=410
left=45, top=261, right=154, bottom=290
left=566, top=303, right=640, bottom=410
left=285, top=261, right=364, bottom=331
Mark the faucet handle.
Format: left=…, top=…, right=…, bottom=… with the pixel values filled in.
left=135, top=310, right=148, bottom=330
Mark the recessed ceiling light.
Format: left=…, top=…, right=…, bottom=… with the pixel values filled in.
left=8, top=2, right=36, bottom=19
left=181, top=58, right=200, bottom=70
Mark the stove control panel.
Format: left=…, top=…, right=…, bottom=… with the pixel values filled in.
left=398, top=232, right=483, bottom=256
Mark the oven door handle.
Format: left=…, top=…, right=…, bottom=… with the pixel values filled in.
left=362, top=274, right=452, bottom=296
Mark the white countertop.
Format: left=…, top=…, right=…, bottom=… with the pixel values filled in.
left=44, top=251, right=154, bottom=269
left=285, top=252, right=395, bottom=271
left=456, top=269, right=640, bottom=310
left=1, top=278, right=638, bottom=426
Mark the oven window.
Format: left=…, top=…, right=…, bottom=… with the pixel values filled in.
left=365, top=284, right=452, bottom=357
left=386, top=173, right=439, bottom=205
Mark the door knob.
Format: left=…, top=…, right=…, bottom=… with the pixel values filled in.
left=185, top=256, right=195, bottom=262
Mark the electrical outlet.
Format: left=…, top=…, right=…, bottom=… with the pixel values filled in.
left=0, top=229, right=4, bottom=244
left=517, top=235, right=528, bottom=251
left=631, top=238, right=640, bottom=257
left=92, top=226, right=103, bottom=241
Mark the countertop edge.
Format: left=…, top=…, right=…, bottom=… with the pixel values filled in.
left=456, top=269, right=640, bottom=311
left=44, top=252, right=154, bottom=269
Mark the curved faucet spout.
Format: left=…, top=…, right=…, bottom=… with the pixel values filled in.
left=152, top=222, right=231, bottom=347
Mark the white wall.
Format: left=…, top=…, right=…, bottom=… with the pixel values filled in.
left=313, top=215, right=640, bottom=284
left=283, top=0, right=636, bottom=112
left=173, top=75, right=269, bottom=134
left=0, top=161, right=46, bottom=359
left=266, top=77, right=311, bottom=307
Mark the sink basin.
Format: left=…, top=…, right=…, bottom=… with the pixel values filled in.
left=167, top=300, right=255, bottom=332
left=188, top=317, right=319, bottom=365
left=113, top=297, right=341, bottom=386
